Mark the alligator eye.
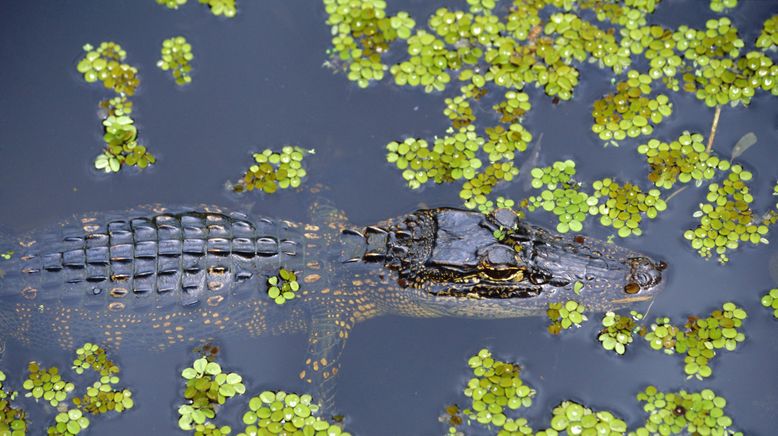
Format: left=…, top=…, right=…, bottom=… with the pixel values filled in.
left=624, top=283, right=640, bottom=294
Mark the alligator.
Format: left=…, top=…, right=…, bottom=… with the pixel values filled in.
left=0, top=203, right=665, bottom=409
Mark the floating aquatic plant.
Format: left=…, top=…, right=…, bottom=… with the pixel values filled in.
left=638, top=131, right=728, bottom=189
left=178, top=357, right=245, bottom=432
left=77, top=42, right=155, bottom=173
left=266, top=268, right=302, bottom=305
left=525, top=160, right=594, bottom=234
left=0, top=250, right=13, bottom=260
left=547, top=300, right=588, bottom=335
left=761, top=288, right=778, bottom=319
left=598, top=310, right=644, bottom=355
left=447, top=348, right=535, bottom=433
left=70, top=343, right=134, bottom=416
left=237, top=391, right=349, bottom=436
left=632, top=386, right=743, bottom=435
left=592, top=178, right=666, bottom=238
left=644, top=302, right=746, bottom=380
left=683, top=164, right=768, bottom=263
left=48, top=409, right=90, bottom=435
left=232, top=146, right=312, bottom=194
left=460, top=162, right=519, bottom=212
left=709, top=0, right=737, bottom=13
left=0, top=370, right=27, bottom=436
left=591, top=71, right=672, bottom=144
left=23, top=363, right=75, bottom=408
left=158, top=36, right=194, bottom=85
left=536, top=401, right=628, bottom=435
left=157, top=0, right=187, bottom=9
left=756, top=15, right=778, bottom=50
left=76, top=43, right=139, bottom=96
left=156, top=0, right=236, bottom=17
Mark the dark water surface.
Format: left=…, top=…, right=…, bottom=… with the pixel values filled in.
left=1, top=1, right=778, bottom=434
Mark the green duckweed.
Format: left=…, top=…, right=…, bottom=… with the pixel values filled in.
left=683, top=164, right=768, bottom=263
left=77, top=42, right=156, bottom=173
left=631, top=386, right=743, bottom=435
left=0, top=370, right=28, bottom=436
left=638, top=131, right=728, bottom=189
left=644, top=302, right=747, bottom=380
left=710, top=0, right=737, bottom=13
left=158, top=36, right=194, bottom=85
left=157, top=0, right=187, bottom=9
left=591, top=71, right=672, bottom=144
left=232, top=146, right=312, bottom=194
left=760, top=288, right=778, bottom=319
left=525, top=161, right=595, bottom=234
left=598, top=311, right=644, bottom=355
left=460, top=162, right=519, bottom=212
left=536, top=401, right=628, bottom=435
left=756, top=15, right=778, bottom=50
left=592, top=178, right=666, bottom=238
left=48, top=408, right=89, bottom=436
left=0, top=250, right=13, bottom=260
left=23, top=362, right=75, bottom=408
left=237, top=390, right=350, bottom=436
left=76, top=43, right=139, bottom=96
left=266, top=268, right=302, bottom=305
left=448, top=348, right=535, bottom=433
left=198, top=0, right=237, bottom=18
left=72, top=343, right=120, bottom=378
left=546, top=300, right=588, bottom=335
left=178, top=357, right=245, bottom=432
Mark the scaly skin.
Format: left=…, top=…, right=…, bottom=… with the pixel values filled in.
left=0, top=203, right=665, bottom=410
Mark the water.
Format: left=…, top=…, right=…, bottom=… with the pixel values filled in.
left=1, top=0, right=777, bottom=434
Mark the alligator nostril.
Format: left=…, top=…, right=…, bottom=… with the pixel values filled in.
left=656, top=261, right=668, bottom=271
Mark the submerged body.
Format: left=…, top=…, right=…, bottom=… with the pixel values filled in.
left=0, top=204, right=665, bottom=407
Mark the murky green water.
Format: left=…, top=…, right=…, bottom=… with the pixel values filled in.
left=1, top=0, right=777, bottom=434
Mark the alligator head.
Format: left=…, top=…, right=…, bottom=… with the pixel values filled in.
left=344, top=208, right=666, bottom=316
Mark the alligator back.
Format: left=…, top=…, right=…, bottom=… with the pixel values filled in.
left=0, top=205, right=338, bottom=350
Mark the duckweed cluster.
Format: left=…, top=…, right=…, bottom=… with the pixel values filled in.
left=157, top=0, right=236, bottom=17
left=643, top=302, right=747, bottom=380
left=598, top=311, right=644, bottom=355
left=0, top=250, right=13, bottom=260
left=709, top=0, right=737, bottom=13
left=77, top=42, right=156, bottom=173
left=329, top=1, right=778, bottom=263
left=49, top=409, right=89, bottom=435
left=178, top=357, right=245, bottom=433
left=524, top=160, right=595, bottom=234
left=684, top=164, right=768, bottom=263
left=760, top=288, right=778, bottom=319
left=448, top=348, right=535, bottom=433
left=23, top=363, right=75, bottom=407
left=593, top=179, right=667, bottom=238
left=266, top=268, right=302, bottom=305
left=756, top=15, right=778, bottom=50
left=632, top=386, right=743, bottom=435
left=591, top=72, right=672, bottom=144
left=232, top=146, right=312, bottom=194
left=536, top=401, right=628, bottom=435
left=70, top=343, right=134, bottom=416
left=546, top=300, right=587, bottom=335
left=0, top=370, right=27, bottom=436
left=638, top=131, right=728, bottom=189
left=158, top=36, right=194, bottom=85
left=237, top=390, right=350, bottom=436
